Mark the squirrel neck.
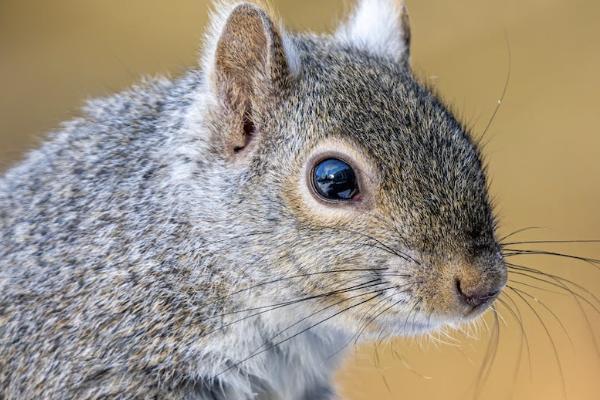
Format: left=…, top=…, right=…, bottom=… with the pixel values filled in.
left=148, top=74, right=353, bottom=397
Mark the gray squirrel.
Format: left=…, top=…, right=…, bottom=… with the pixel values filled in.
left=0, top=0, right=507, bottom=399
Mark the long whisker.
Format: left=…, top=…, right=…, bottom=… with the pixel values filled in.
left=509, top=278, right=567, bottom=296
left=195, top=279, right=388, bottom=343
left=502, top=239, right=600, bottom=246
left=226, top=267, right=388, bottom=298
left=356, top=290, right=411, bottom=346
left=390, top=346, right=433, bottom=380
left=472, top=306, right=500, bottom=400
left=510, top=286, right=573, bottom=347
left=507, top=264, right=600, bottom=310
left=326, top=285, right=414, bottom=360
left=477, top=30, right=512, bottom=144
left=497, top=226, right=542, bottom=243
left=503, top=248, right=600, bottom=268
left=507, top=285, right=568, bottom=399
left=495, top=297, right=526, bottom=394
left=508, top=263, right=600, bottom=355
left=499, top=293, right=532, bottom=377
left=333, top=225, right=421, bottom=265
left=214, top=278, right=386, bottom=321
left=216, top=291, right=385, bottom=377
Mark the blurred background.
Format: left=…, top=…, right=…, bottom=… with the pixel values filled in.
left=1, top=0, right=598, bottom=398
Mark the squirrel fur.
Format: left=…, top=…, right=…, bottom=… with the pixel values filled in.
left=0, top=1, right=506, bottom=399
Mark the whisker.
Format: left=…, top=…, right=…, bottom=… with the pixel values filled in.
left=226, top=267, right=389, bottom=298
left=472, top=306, right=500, bottom=400
left=507, top=264, right=600, bottom=311
left=353, top=294, right=396, bottom=345
left=510, top=286, right=573, bottom=348
left=497, top=295, right=532, bottom=380
left=380, top=373, right=392, bottom=395
left=216, top=291, right=385, bottom=377
left=375, top=298, right=419, bottom=345
left=497, top=226, right=542, bottom=243
left=503, top=291, right=533, bottom=378
left=508, top=263, right=600, bottom=355
left=333, top=225, right=421, bottom=265
left=509, top=278, right=567, bottom=296
left=477, top=30, right=512, bottom=144
left=502, top=239, right=600, bottom=246
left=390, top=346, right=433, bottom=380
left=196, top=279, right=388, bottom=341
left=507, top=286, right=568, bottom=399
left=503, top=248, right=600, bottom=268
left=327, top=285, right=414, bottom=359
left=216, top=278, right=385, bottom=319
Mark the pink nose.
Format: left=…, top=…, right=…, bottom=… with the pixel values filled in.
left=455, top=278, right=500, bottom=308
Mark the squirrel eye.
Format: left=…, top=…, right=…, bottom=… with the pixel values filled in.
left=312, top=158, right=359, bottom=201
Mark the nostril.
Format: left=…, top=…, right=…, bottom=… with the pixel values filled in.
left=455, top=278, right=499, bottom=308
left=454, top=278, right=468, bottom=301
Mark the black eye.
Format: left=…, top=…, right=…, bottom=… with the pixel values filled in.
left=312, top=158, right=359, bottom=201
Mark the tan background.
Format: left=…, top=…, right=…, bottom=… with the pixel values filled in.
left=1, top=0, right=599, bottom=399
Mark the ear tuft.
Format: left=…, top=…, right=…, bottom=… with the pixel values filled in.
left=336, top=0, right=411, bottom=62
left=201, top=1, right=300, bottom=92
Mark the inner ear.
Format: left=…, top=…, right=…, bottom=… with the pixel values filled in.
left=233, top=105, right=256, bottom=155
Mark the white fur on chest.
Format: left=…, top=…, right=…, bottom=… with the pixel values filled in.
left=257, top=327, right=344, bottom=400
left=192, top=305, right=349, bottom=400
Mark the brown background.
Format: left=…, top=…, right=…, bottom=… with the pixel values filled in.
left=1, top=1, right=598, bottom=399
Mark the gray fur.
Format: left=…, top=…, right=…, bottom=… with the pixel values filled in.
left=0, top=1, right=505, bottom=399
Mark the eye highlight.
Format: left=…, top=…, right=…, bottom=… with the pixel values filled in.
left=312, top=158, right=359, bottom=201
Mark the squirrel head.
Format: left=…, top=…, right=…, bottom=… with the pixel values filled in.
left=180, top=0, right=507, bottom=337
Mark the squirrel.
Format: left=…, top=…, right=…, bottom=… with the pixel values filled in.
left=0, top=0, right=507, bottom=399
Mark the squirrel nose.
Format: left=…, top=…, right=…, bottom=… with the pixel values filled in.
left=454, top=278, right=500, bottom=308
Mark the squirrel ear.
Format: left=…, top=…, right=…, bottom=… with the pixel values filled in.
left=201, top=2, right=300, bottom=159
left=336, top=0, right=411, bottom=62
